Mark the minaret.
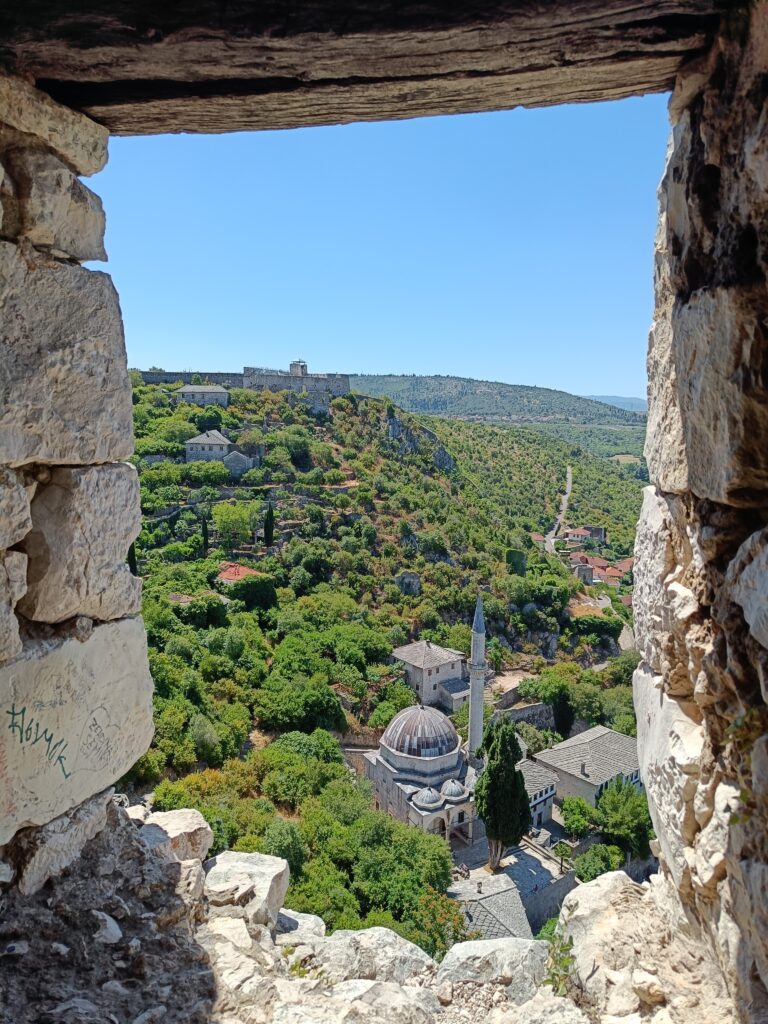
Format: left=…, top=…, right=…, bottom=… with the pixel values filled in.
left=468, top=594, right=486, bottom=759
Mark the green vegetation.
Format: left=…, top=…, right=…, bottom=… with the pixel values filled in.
left=516, top=653, right=641, bottom=737
left=573, top=843, right=624, bottom=881
left=561, top=781, right=653, bottom=857
left=475, top=720, right=531, bottom=870
left=526, top=422, right=647, bottom=460
left=351, top=374, right=645, bottom=425
left=127, top=378, right=643, bottom=947
left=153, top=743, right=472, bottom=957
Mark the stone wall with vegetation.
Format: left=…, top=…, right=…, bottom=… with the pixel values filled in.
left=634, top=5, right=768, bottom=1018
left=0, top=77, right=153, bottom=855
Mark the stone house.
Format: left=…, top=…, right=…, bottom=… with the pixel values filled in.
left=391, top=639, right=467, bottom=708
left=517, top=758, right=559, bottom=829
left=533, top=726, right=641, bottom=807
left=175, top=383, right=230, bottom=407
left=185, top=430, right=234, bottom=462
left=222, top=449, right=258, bottom=478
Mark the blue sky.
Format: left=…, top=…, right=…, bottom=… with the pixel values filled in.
left=94, top=93, right=670, bottom=397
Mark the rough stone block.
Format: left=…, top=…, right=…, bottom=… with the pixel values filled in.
left=633, top=666, right=704, bottom=890
left=141, top=808, right=214, bottom=862
left=310, top=926, right=433, bottom=985
left=3, top=148, right=106, bottom=260
left=0, top=241, right=134, bottom=467
left=0, top=618, right=154, bottom=845
left=0, top=550, right=27, bottom=662
left=633, top=487, right=675, bottom=672
left=436, top=938, right=546, bottom=1001
left=724, top=526, right=768, bottom=653
left=204, top=851, right=290, bottom=930
left=0, top=75, right=108, bottom=177
left=14, top=788, right=112, bottom=896
left=18, top=463, right=141, bottom=624
left=0, top=468, right=32, bottom=549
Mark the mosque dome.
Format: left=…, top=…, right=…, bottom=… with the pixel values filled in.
left=413, top=786, right=442, bottom=809
left=381, top=705, right=460, bottom=758
left=440, top=778, right=466, bottom=801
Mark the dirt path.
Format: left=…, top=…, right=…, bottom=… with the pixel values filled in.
left=545, top=464, right=572, bottom=553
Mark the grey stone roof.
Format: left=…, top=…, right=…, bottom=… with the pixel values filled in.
left=517, top=758, right=559, bottom=799
left=178, top=384, right=227, bottom=392
left=439, top=677, right=470, bottom=696
left=381, top=705, right=460, bottom=758
left=392, top=640, right=465, bottom=670
left=186, top=430, right=231, bottom=445
left=534, top=726, right=639, bottom=787
left=462, top=889, right=532, bottom=940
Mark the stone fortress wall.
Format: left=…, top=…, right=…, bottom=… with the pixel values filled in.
left=244, top=363, right=351, bottom=396
left=0, top=79, right=155, bottom=851
left=139, top=370, right=246, bottom=387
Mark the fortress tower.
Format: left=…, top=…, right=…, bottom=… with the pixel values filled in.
left=468, top=594, right=487, bottom=758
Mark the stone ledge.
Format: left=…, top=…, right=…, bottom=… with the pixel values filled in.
left=0, top=75, right=107, bottom=177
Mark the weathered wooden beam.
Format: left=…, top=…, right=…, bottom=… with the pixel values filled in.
left=0, top=1, right=726, bottom=134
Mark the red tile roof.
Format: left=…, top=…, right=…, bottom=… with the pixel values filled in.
left=606, top=567, right=624, bottom=577
left=530, top=532, right=546, bottom=542
left=620, top=595, right=634, bottom=607
left=217, top=562, right=262, bottom=583
left=568, top=527, right=591, bottom=538
left=616, top=558, right=635, bottom=573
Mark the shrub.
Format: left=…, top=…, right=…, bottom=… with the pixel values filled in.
left=573, top=843, right=624, bottom=881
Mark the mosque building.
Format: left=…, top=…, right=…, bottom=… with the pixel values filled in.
left=363, top=595, right=489, bottom=845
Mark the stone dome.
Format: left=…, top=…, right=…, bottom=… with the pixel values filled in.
left=440, top=778, right=466, bottom=801
left=413, top=786, right=442, bottom=809
left=381, top=705, right=460, bottom=758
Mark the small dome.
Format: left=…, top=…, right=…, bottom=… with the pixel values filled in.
left=440, top=778, right=466, bottom=801
left=413, top=786, right=442, bottom=808
left=381, top=705, right=460, bottom=758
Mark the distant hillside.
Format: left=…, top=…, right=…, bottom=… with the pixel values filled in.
left=585, top=394, right=648, bottom=413
left=351, top=374, right=645, bottom=424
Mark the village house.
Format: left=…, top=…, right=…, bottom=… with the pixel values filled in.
left=392, top=639, right=469, bottom=710
left=517, top=759, right=559, bottom=829
left=532, top=725, right=641, bottom=807
left=185, top=429, right=234, bottom=462
left=530, top=532, right=546, bottom=549
left=175, top=383, right=230, bottom=407
left=582, top=525, right=607, bottom=543
left=216, top=562, right=263, bottom=586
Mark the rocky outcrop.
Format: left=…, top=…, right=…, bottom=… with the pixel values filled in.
left=204, top=850, right=290, bottom=930
left=632, top=7, right=768, bottom=1019
left=141, top=808, right=214, bottom=863
left=559, top=871, right=735, bottom=1024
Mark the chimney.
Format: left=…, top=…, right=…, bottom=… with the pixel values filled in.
left=581, top=761, right=587, bottom=776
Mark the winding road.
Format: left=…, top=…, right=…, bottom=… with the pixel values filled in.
left=545, top=464, right=572, bottom=554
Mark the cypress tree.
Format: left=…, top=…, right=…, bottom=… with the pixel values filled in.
left=264, top=502, right=275, bottom=547
left=474, top=719, right=532, bottom=871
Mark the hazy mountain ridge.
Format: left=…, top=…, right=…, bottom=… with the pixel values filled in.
left=351, top=374, right=646, bottom=425
left=584, top=394, right=648, bottom=413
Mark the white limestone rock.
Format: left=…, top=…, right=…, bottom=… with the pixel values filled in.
left=204, top=851, right=290, bottom=930
left=0, top=75, right=108, bottom=176
left=141, top=808, right=213, bottom=862
left=435, top=938, right=546, bottom=1004
left=633, top=666, right=703, bottom=889
left=633, top=487, right=675, bottom=672
left=332, top=980, right=439, bottom=1021
left=0, top=618, right=154, bottom=845
left=18, top=463, right=141, bottom=623
left=275, top=908, right=326, bottom=946
left=0, top=468, right=32, bottom=548
left=725, top=526, right=768, bottom=654
left=0, top=240, right=134, bottom=468
left=692, top=781, right=740, bottom=894
left=13, top=787, right=112, bottom=896
left=4, top=148, right=106, bottom=260
left=488, top=989, right=590, bottom=1023
left=560, top=872, right=644, bottom=1014
left=308, top=926, right=433, bottom=985
left=0, top=550, right=27, bottom=662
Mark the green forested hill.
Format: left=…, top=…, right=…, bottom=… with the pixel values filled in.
left=351, top=374, right=645, bottom=425
left=126, top=381, right=642, bottom=948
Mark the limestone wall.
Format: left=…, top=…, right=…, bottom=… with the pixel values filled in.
left=0, top=77, right=153, bottom=856
left=634, top=7, right=768, bottom=1019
